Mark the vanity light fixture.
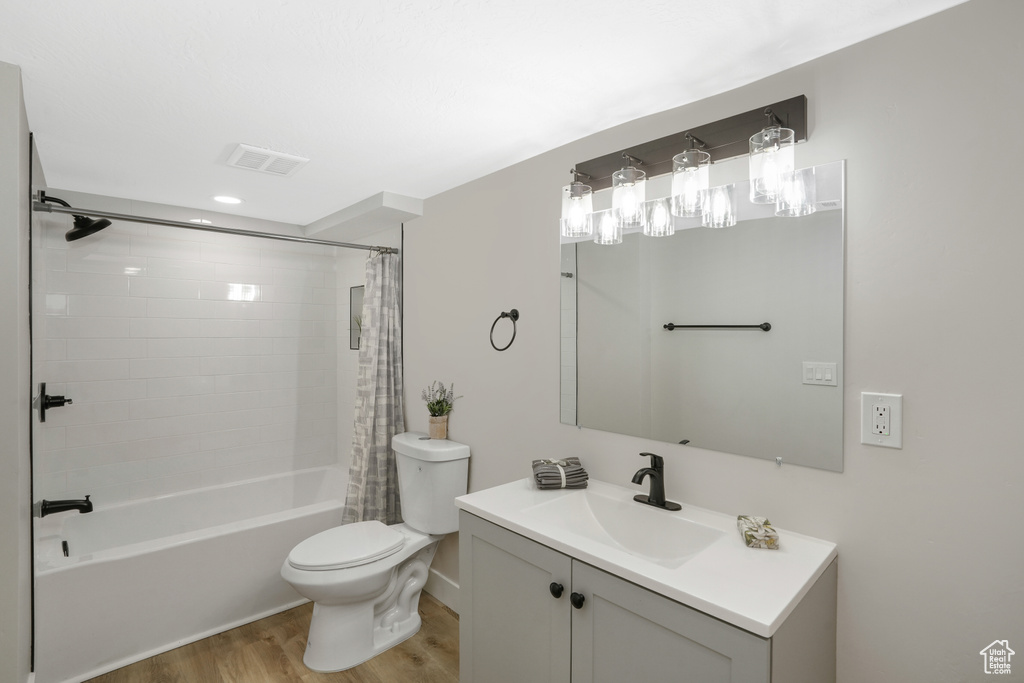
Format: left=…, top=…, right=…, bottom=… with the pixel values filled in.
left=593, top=208, right=622, bottom=245
left=563, top=95, right=812, bottom=243
left=748, top=109, right=795, bottom=205
left=561, top=169, right=594, bottom=238
left=671, top=134, right=710, bottom=219
left=702, top=184, right=737, bottom=228
left=612, top=154, right=646, bottom=231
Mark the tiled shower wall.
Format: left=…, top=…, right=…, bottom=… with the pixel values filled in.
left=32, top=194, right=360, bottom=506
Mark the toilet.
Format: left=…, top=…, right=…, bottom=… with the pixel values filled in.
left=281, top=432, right=470, bottom=672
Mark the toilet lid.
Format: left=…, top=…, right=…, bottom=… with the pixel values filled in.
left=287, top=521, right=405, bottom=571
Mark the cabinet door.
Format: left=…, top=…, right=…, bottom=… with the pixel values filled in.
left=459, top=512, right=573, bottom=683
left=571, top=562, right=771, bottom=683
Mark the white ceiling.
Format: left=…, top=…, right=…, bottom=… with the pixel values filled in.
left=1, top=0, right=965, bottom=227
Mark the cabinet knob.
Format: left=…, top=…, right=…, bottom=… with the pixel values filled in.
left=549, top=582, right=564, bottom=599
left=570, top=592, right=586, bottom=609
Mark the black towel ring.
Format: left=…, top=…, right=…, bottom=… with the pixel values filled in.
left=490, top=309, right=519, bottom=351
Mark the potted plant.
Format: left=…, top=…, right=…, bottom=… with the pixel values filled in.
left=421, top=381, right=461, bottom=439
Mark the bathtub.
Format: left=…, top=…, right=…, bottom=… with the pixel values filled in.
left=34, top=466, right=346, bottom=683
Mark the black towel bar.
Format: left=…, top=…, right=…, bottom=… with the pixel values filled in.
left=663, top=322, right=771, bottom=331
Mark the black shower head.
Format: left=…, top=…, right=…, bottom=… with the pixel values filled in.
left=38, top=193, right=114, bottom=242
left=66, top=215, right=113, bottom=242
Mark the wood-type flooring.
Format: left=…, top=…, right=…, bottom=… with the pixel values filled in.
left=86, top=593, right=459, bottom=682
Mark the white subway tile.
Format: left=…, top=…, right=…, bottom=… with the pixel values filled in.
left=201, top=244, right=262, bottom=266
left=67, top=460, right=149, bottom=489
left=260, top=319, right=330, bottom=338
left=214, top=373, right=269, bottom=394
left=146, top=338, right=201, bottom=358
left=129, top=234, right=203, bottom=261
left=146, top=375, right=216, bottom=398
left=45, top=317, right=131, bottom=340
left=45, top=294, right=68, bottom=316
left=36, top=471, right=68, bottom=499
left=66, top=251, right=148, bottom=276
left=272, top=336, right=327, bottom=355
left=214, top=264, right=268, bottom=285
left=129, top=357, right=202, bottom=379
left=65, top=420, right=154, bottom=448
left=40, top=339, right=67, bottom=361
left=64, top=379, right=148, bottom=403
left=145, top=298, right=214, bottom=319
left=129, top=395, right=205, bottom=420
left=203, top=337, right=271, bottom=357
left=199, top=355, right=261, bottom=376
left=260, top=283, right=312, bottom=304
left=201, top=319, right=261, bottom=338
left=66, top=338, right=147, bottom=360
left=129, top=277, right=200, bottom=299
left=312, top=288, right=338, bottom=306
left=146, top=257, right=217, bottom=281
left=68, top=295, right=147, bottom=318
left=200, top=427, right=262, bottom=452
left=129, top=318, right=204, bottom=338
left=41, top=359, right=130, bottom=383
left=199, top=391, right=262, bottom=414
left=47, top=271, right=128, bottom=297
left=272, top=268, right=325, bottom=288
left=129, top=471, right=205, bottom=500
left=199, top=281, right=262, bottom=302
left=205, top=300, right=274, bottom=320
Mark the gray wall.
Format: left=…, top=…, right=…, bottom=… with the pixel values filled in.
left=0, top=60, right=33, bottom=683
left=404, top=1, right=1024, bottom=681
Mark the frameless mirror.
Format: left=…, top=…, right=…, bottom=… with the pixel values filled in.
left=560, top=161, right=844, bottom=471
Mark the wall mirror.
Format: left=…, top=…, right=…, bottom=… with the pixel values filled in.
left=350, top=285, right=364, bottom=350
left=560, top=160, right=844, bottom=471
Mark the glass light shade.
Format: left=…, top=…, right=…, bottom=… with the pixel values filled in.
left=593, top=208, right=622, bottom=245
left=775, top=167, right=817, bottom=217
left=642, top=197, right=674, bottom=237
left=748, top=126, right=795, bottom=204
left=671, top=150, right=711, bottom=217
left=702, top=184, right=737, bottom=229
left=560, top=182, right=594, bottom=237
left=612, top=167, right=646, bottom=229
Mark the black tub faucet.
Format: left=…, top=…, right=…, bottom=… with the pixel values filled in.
left=40, top=495, right=93, bottom=517
left=631, top=453, right=681, bottom=511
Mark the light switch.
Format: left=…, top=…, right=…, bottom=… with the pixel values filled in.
left=802, top=361, right=838, bottom=386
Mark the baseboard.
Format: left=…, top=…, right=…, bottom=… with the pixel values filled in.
left=424, top=567, right=459, bottom=615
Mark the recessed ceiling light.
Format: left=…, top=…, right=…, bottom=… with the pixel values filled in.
left=189, top=218, right=213, bottom=224
left=213, top=195, right=243, bottom=204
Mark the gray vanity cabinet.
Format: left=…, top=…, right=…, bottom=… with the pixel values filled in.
left=459, top=511, right=813, bottom=683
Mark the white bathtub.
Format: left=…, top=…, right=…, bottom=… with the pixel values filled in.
left=34, top=466, right=346, bottom=683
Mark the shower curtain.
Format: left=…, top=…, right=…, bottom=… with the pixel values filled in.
left=343, top=251, right=405, bottom=525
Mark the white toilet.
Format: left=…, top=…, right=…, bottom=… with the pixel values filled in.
left=280, top=432, right=470, bottom=672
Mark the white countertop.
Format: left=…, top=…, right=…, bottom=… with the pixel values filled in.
left=456, top=478, right=837, bottom=638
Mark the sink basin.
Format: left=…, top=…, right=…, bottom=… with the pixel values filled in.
left=523, top=486, right=724, bottom=568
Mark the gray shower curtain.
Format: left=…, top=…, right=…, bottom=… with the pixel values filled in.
left=342, top=251, right=405, bottom=525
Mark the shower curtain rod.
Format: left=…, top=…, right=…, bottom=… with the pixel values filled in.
left=32, top=201, right=399, bottom=254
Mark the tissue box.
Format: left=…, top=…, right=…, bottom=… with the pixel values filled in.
left=737, top=515, right=779, bottom=549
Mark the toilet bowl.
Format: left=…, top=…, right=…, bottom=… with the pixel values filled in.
left=281, top=432, right=470, bottom=672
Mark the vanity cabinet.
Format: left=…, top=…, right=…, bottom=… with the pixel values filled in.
left=459, top=511, right=837, bottom=683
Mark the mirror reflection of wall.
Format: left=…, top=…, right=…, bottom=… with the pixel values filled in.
left=561, top=161, right=844, bottom=472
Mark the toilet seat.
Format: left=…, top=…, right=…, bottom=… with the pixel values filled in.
left=287, top=521, right=405, bottom=571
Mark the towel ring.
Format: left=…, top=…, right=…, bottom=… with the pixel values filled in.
left=490, top=309, right=519, bottom=351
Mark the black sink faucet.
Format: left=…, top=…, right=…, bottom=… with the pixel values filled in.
left=40, top=496, right=93, bottom=517
left=631, top=453, right=682, bottom=511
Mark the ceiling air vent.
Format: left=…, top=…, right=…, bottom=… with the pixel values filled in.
left=226, top=144, right=309, bottom=177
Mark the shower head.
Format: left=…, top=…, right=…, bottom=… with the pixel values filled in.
left=66, top=216, right=113, bottom=242
left=38, top=193, right=113, bottom=242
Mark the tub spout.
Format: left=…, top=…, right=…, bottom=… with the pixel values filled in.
left=40, top=495, right=92, bottom=517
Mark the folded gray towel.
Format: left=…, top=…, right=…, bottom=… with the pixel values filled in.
left=532, top=458, right=588, bottom=489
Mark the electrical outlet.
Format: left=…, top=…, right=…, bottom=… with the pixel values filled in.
left=861, top=392, right=902, bottom=448
left=872, top=404, right=890, bottom=435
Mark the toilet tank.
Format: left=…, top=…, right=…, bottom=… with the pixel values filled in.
left=392, top=432, right=470, bottom=535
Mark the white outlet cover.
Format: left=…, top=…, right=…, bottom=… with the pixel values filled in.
left=861, top=392, right=903, bottom=448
